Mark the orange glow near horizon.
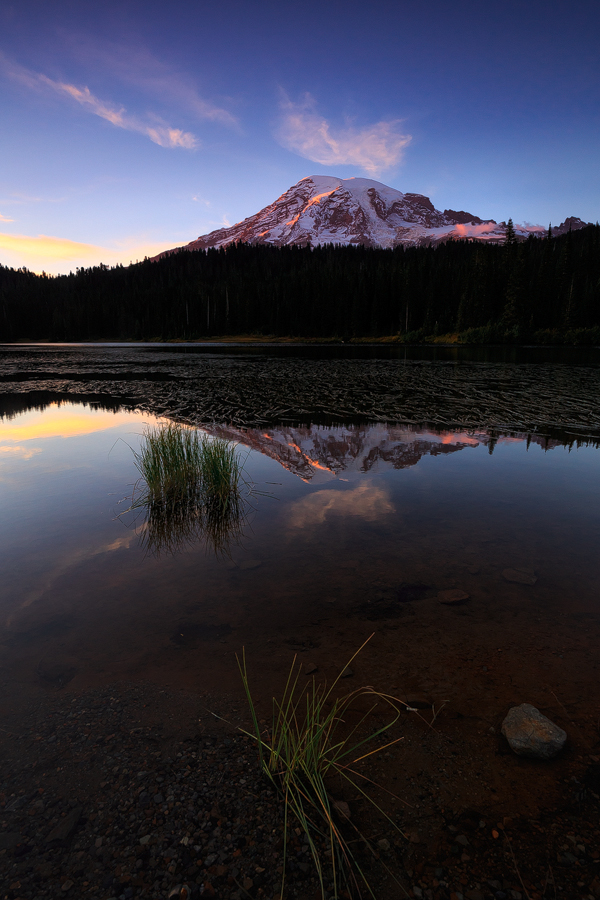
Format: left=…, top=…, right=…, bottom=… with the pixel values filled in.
left=0, top=403, right=149, bottom=443
left=0, top=231, right=180, bottom=275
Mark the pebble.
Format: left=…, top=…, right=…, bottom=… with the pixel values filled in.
left=0, top=684, right=324, bottom=900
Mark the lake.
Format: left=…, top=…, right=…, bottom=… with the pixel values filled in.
left=2, top=342, right=600, bottom=900
left=1, top=343, right=599, bottom=719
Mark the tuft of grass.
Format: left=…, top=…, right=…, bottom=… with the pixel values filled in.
left=238, top=637, right=412, bottom=899
left=133, top=423, right=241, bottom=504
left=128, top=423, right=247, bottom=554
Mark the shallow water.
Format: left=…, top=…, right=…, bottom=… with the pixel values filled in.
left=1, top=383, right=599, bottom=698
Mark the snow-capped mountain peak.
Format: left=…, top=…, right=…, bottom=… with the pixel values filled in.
left=162, top=176, right=590, bottom=256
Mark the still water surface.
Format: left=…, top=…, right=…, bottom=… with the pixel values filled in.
left=1, top=388, right=599, bottom=697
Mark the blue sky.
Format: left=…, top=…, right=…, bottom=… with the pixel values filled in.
left=1, top=0, right=599, bottom=273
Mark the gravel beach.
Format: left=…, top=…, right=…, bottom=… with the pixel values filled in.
left=2, top=680, right=600, bottom=900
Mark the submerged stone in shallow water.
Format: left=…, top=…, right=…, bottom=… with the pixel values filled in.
left=437, top=589, right=470, bottom=604
left=503, top=568, right=538, bottom=585
left=501, top=703, right=566, bottom=759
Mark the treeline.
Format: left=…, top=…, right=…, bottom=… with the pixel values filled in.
left=1, top=225, right=599, bottom=342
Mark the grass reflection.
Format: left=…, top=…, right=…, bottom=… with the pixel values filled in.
left=128, top=423, right=250, bottom=556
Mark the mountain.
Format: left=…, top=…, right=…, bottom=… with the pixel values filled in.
left=166, top=176, right=590, bottom=255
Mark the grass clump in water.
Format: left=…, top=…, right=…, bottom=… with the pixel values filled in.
left=238, top=638, right=410, bottom=899
left=130, top=423, right=247, bottom=554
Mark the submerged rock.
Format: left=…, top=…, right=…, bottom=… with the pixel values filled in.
left=501, top=703, right=566, bottom=759
left=503, top=568, right=538, bottom=585
left=437, top=588, right=470, bottom=604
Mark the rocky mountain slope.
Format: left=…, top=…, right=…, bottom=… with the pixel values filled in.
left=169, top=175, right=590, bottom=254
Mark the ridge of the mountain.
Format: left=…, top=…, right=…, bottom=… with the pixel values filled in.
left=160, top=176, right=592, bottom=257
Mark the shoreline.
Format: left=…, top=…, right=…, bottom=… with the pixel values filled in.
left=2, top=335, right=600, bottom=349
left=2, top=679, right=600, bottom=900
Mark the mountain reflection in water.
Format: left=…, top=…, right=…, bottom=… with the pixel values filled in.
left=204, top=422, right=578, bottom=482
left=1, top=393, right=600, bottom=707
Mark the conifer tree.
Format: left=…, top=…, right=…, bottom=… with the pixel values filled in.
left=505, top=218, right=518, bottom=245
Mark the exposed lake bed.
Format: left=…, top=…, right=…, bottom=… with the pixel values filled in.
left=1, top=344, right=600, bottom=900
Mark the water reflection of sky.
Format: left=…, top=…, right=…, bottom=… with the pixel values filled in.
left=1, top=401, right=600, bottom=690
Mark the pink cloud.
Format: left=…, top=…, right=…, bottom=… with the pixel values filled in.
left=61, top=38, right=238, bottom=129
left=454, top=221, right=499, bottom=238
left=277, top=93, right=412, bottom=176
left=1, top=53, right=199, bottom=149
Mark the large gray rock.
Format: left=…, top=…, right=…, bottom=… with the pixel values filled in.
left=501, top=704, right=566, bottom=759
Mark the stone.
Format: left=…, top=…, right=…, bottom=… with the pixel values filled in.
left=502, top=569, right=537, bottom=585
left=340, top=666, right=354, bottom=678
left=404, top=694, right=432, bottom=710
left=437, top=589, right=470, bottom=605
left=332, top=799, right=351, bottom=820
left=0, top=833, right=23, bottom=851
left=304, top=663, right=318, bottom=675
left=45, top=806, right=83, bottom=846
left=377, top=838, right=390, bottom=851
left=501, top=703, right=566, bottom=759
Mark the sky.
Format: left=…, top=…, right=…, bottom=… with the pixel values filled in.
left=0, top=0, right=599, bottom=274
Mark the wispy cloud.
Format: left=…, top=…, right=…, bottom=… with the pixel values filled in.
left=0, top=192, right=63, bottom=205
left=64, top=39, right=238, bottom=129
left=0, top=445, right=41, bottom=460
left=1, top=54, right=198, bottom=149
left=0, top=213, right=14, bottom=222
left=276, top=93, right=412, bottom=176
